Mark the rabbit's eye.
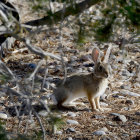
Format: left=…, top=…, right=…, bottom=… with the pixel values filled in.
left=99, top=66, right=103, bottom=71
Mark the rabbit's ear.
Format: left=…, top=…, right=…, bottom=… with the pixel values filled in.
left=92, top=47, right=100, bottom=64
left=103, top=45, right=112, bottom=63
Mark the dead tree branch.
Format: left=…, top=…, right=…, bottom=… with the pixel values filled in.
left=25, top=0, right=102, bottom=26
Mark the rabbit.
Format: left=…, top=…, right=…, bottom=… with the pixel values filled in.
left=51, top=46, right=112, bottom=112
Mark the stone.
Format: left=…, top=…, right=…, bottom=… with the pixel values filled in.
left=100, top=127, right=108, bottom=132
left=120, top=85, right=131, bottom=90
left=118, top=96, right=125, bottom=99
left=0, top=112, right=7, bottom=119
left=122, top=133, right=129, bottom=137
left=135, top=112, right=140, bottom=115
left=66, top=128, right=76, bottom=133
left=92, top=115, right=104, bottom=119
left=63, top=57, right=68, bottom=62
left=67, top=112, right=76, bottom=117
left=111, top=113, right=127, bottom=122
left=28, top=63, right=36, bottom=69
left=87, top=67, right=94, bottom=72
left=110, top=113, right=120, bottom=116
left=65, top=137, right=73, bottom=140
left=80, top=55, right=90, bottom=61
left=66, top=120, right=79, bottom=125
left=56, top=131, right=62, bottom=135
left=113, top=115, right=127, bottom=123
left=70, top=56, right=77, bottom=62
left=67, top=67, right=74, bottom=73
left=93, top=130, right=106, bottom=136
left=100, top=102, right=108, bottom=106
left=38, top=110, right=48, bottom=117
left=125, top=99, right=134, bottom=105
left=120, top=90, right=140, bottom=97
left=121, top=70, right=131, bottom=76
left=134, top=83, right=140, bottom=88
left=123, top=107, right=130, bottom=111
left=76, top=68, right=83, bottom=73
left=133, top=122, right=140, bottom=126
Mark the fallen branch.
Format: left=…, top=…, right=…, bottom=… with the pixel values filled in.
left=25, top=0, right=101, bottom=26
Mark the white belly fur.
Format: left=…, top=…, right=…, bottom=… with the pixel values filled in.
left=95, top=79, right=108, bottom=97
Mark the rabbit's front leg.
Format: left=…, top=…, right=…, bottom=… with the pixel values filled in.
left=87, top=94, right=99, bottom=112
left=95, top=96, right=104, bottom=111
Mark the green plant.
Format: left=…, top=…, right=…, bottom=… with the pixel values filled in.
left=48, top=114, right=65, bottom=134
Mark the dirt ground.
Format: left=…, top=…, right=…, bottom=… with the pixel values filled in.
left=1, top=0, right=140, bottom=140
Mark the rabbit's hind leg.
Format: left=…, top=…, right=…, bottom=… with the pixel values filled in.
left=57, top=98, right=77, bottom=111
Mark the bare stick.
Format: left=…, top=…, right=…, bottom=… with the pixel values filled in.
left=33, top=109, right=46, bottom=140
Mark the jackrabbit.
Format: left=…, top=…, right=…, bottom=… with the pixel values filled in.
left=52, top=46, right=112, bottom=111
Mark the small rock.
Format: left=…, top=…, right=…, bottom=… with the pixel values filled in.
left=120, top=90, right=140, bottom=97
left=123, top=107, right=130, bottom=111
left=134, top=83, right=140, bottom=88
left=49, top=65, right=55, bottom=69
left=67, top=67, right=74, bottom=73
left=107, top=121, right=114, bottom=125
left=0, top=112, right=7, bottom=119
left=118, top=96, right=125, bottom=99
left=70, top=56, right=77, bottom=62
left=122, top=133, right=129, bottom=137
left=67, top=112, right=76, bottom=117
left=100, top=102, right=108, bottom=106
left=93, top=130, right=106, bottom=136
left=38, top=110, right=48, bottom=117
left=80, top=55, right=90, bottom=61
left=112, top=95, right=119, bottom=98
left=135, top=112, right=140, bottom=115
left=113, top=115, right=127, bottom=123
left=120, top=85, right=131, bottom=90
left=65, top=137, right=73, bottom=140
left=133, top=122, right=140, bottom=126
left=100, top=127, right=108, bottom=132
left=129, top=61, right=135, bottom=65
left=76, top=68, right=83, bottom=73
left=110, top=113, right=120, bottom=116
left=125, top=99, right=134, bottom=105
left=83, top=63, right=94, bottom=67
left=66, top=128, right=76, bottom=133
left=63, top=57, right=68, bottom=62
left=100, top=94, right=107, bottom=100
left=56, top=131, right=62, bottom=135
left=112, top=91, right=119, bottom=94
left=69, top=49, right=79, bottom=54
left=121, top=69, right=131, bottom=77
left=66, top=119, right=79, bottom=125
left=28, top=63, right=36, bottom=69
left=92, top=115, right=104, bottom=119
left=44, top=81, right=50, bottom=89
left=87, top=67, right=94, bottom=72
left=46, top=77, right=54, bottom=82
left=111, top=113, right=127, bottom=122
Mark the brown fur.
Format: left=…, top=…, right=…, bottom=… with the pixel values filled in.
left=52, top=46, right=112, bottom=112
